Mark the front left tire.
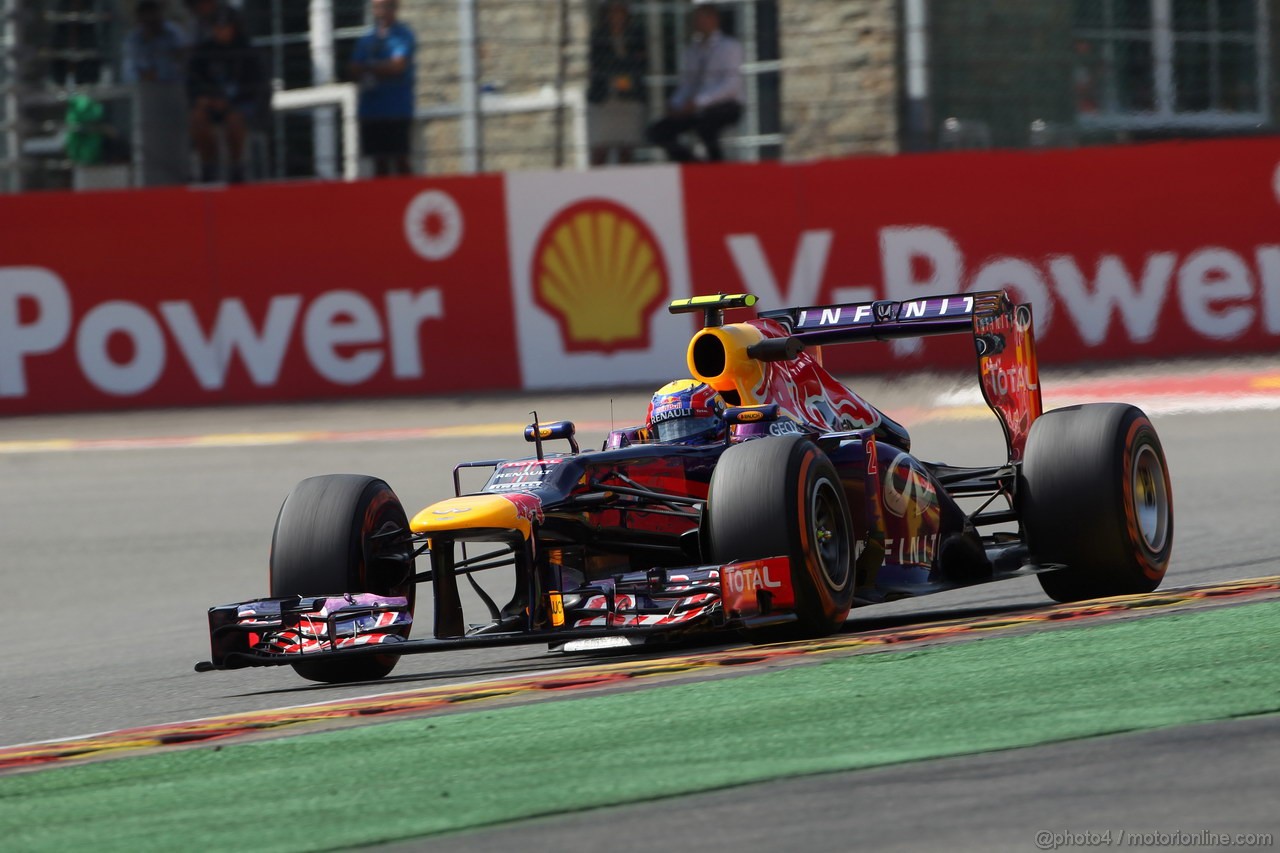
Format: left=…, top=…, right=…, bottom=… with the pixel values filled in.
left=706, top=435, right=855, bottom=638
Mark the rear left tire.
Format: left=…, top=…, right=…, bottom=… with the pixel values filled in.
left=1020, top=404, right=1173, bottom=602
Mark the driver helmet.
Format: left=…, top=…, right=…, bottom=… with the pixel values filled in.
left=646, top=379, right=727, bottom=445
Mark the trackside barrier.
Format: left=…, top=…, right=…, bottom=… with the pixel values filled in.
left=3, top=138, right=1280, bottom=415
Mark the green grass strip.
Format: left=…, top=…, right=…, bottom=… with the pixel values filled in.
left=3, top=601, right=1279, bottom=852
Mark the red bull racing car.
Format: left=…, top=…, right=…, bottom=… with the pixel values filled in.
left=197, top=290, right=1174, bottom=683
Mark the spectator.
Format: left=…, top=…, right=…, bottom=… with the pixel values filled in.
left=350, top=0, right=417, bottom=176
left=123, top=0, right=187, bottom=85
left=1073, top=40, right=1100, bottom=115
left=187, top=10, right=266, bottom=183
left=124, top=0, right=190, bottom=187
left=646, top=3, right=743, bottom=163
left=588, top=0, right=647, bottom=166
left=185, top=0, right=242, bottom=45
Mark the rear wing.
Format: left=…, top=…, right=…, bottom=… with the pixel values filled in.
left=758, top=291, right=1004, bottom=344
left=759, top=290, right=1043, bottom=462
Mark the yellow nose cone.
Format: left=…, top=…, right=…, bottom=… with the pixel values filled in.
left=410, top=494, right=537, bottom=539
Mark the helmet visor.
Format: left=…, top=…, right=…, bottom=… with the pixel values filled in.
left=654, top=414, right=721, bottom=444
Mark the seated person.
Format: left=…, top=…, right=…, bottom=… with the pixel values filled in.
left=645, top=4, right=743, bottom=163
left=187, top=11, right=264, bottom=183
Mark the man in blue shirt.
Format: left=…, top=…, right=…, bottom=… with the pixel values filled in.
left=123, top=1, right=188, bottom=84
left=125, top=1, right=190, bottom=185
left=350, top=0, right=416, bottom=176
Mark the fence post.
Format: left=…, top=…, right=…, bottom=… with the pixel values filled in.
left=1, top=0, right=20, bottom=191
left=903, top=0, right=931, bottom=151
left=458, top=0, right=482, bottom=173
left=553, top=0, right=570, bottom=168
left=310, top=0, right=337, bottom=178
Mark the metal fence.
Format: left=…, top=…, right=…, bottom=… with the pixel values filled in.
left=259, top=0, right=784, bottom=178
left=1, top=0, right=1276, bottom=193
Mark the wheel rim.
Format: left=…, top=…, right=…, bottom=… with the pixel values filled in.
left=810, top=476, right=851, bottom=590
left=1131, top=444, right=1170, bottom=554
left=361, top=489, right=415, bottom=600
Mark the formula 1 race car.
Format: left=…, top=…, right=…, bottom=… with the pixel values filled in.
left=197, top=290, right=1174, bottom=683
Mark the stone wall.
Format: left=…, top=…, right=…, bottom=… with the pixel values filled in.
left=779, top=0, right=900, bottom=160
left=397, top=0, right=588, bottom=173
left=399, top=0, right=904, bottom=169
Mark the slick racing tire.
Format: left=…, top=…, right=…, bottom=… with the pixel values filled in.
left=707, top=435, right=854, bottom=638
left=270, top=474, right=416, bottom=683
left=1020, top=404, right=1173, bottom=603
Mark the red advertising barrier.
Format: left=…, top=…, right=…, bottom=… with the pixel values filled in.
left=3, top=138, right=1279, bottom=416
left=0, top=177, right=516, bottom=414
left=682, top=138, right=1280, bottom=374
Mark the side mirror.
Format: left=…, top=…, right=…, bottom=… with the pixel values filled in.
left=524, top=420, right=580, bottom=454
left=603, top=426, right=651, bottom=450
left=722, top=405, right=780, bottom=426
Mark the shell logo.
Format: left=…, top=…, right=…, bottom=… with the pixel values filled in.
left=530, top=199, right=669, bottom=353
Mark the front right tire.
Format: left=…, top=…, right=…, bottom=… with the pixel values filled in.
left=270, top=474, right=416, bottom=683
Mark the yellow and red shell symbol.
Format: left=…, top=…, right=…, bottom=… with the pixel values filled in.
left=531, top=199, right=670, bottom=353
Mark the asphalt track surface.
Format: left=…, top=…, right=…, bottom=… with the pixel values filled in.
left=2, top=359, right=1279, bottom=848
